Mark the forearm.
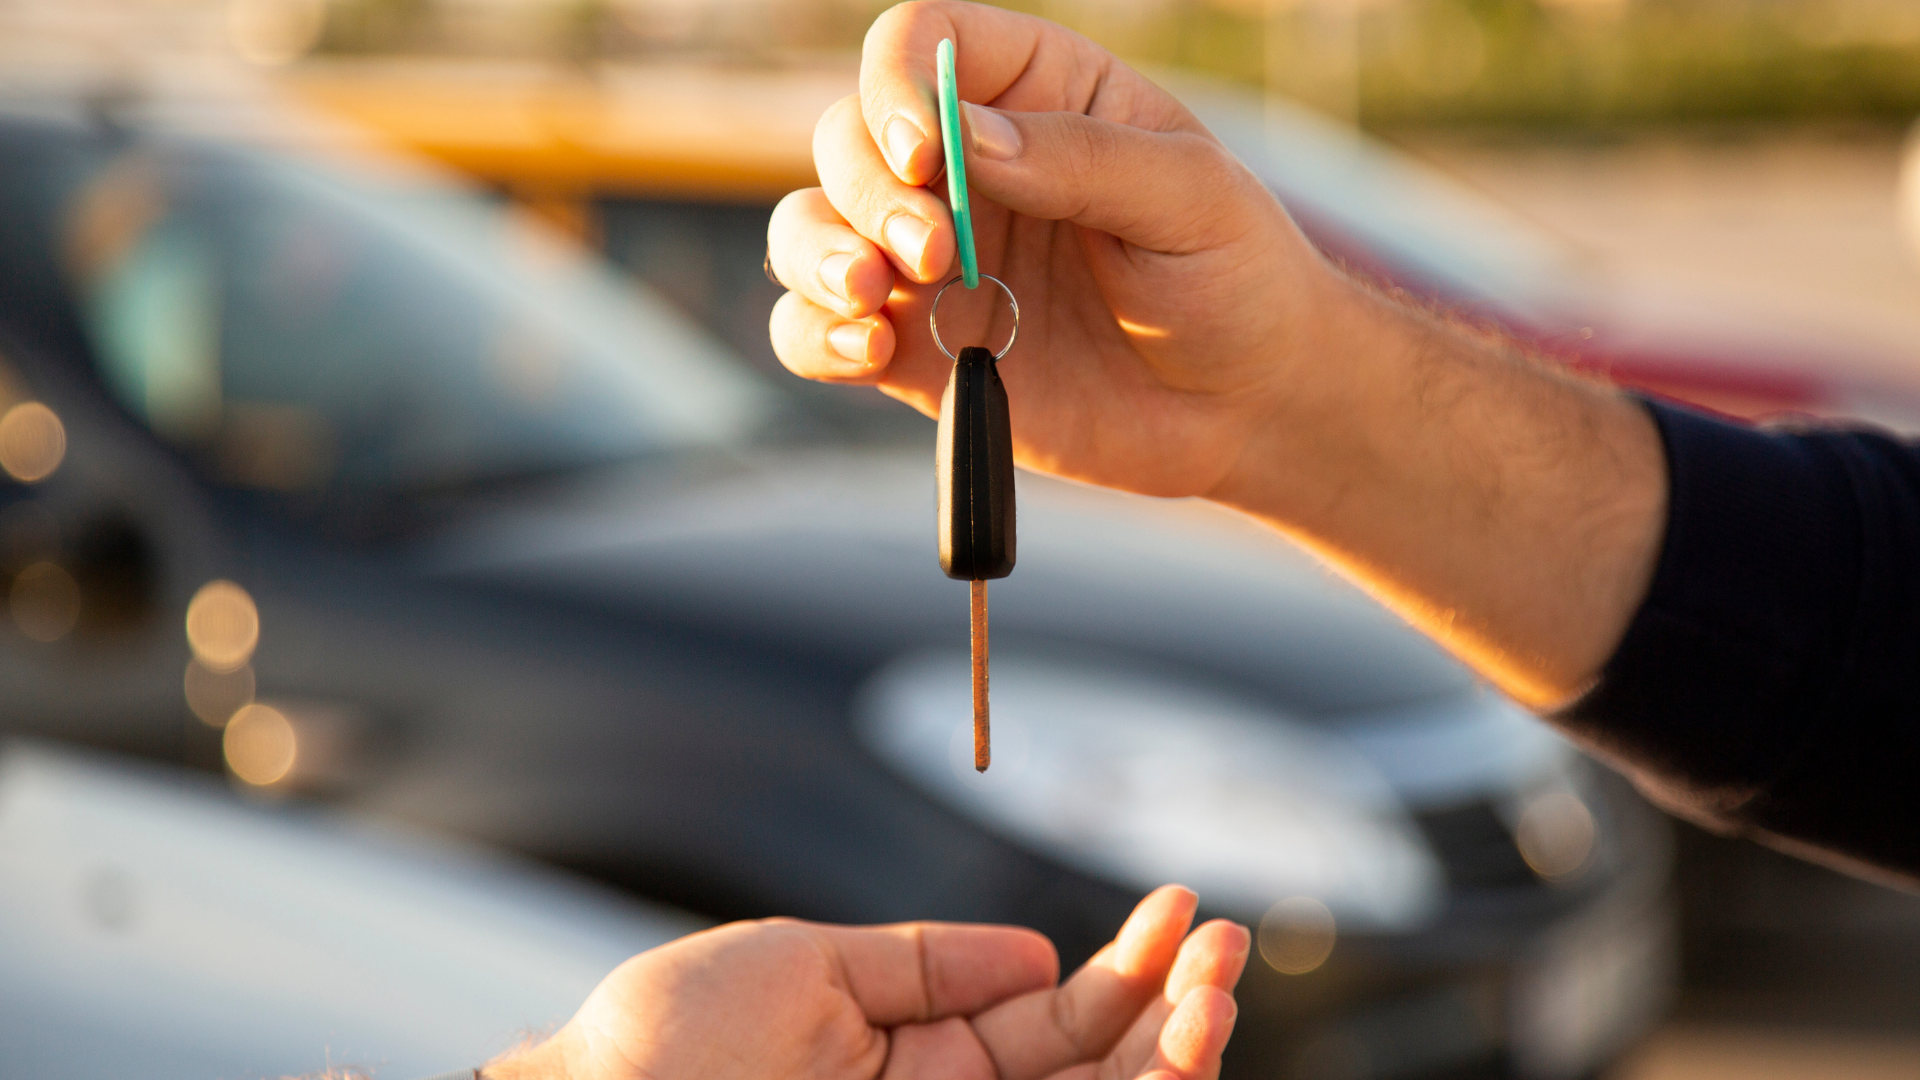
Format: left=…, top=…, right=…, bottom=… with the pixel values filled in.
left=1216, top=265, right=1920, bottom=885
left=1210, top=270, right=1668, bottom=708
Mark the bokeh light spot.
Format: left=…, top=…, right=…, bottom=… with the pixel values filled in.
left=186, top=579, right=259, bottom=671
left=1515, top=791, right=1596, bottom=880
left=11, top=561, right=81, bottom=642
left=184, top=658, right=256, bottom=727
left=0, top=402, right=67, bottom=483
left=224, top=703, right=297, bottom=786
left=1259, top=896, right=1337, bottom=975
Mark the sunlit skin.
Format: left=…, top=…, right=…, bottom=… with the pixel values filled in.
left=766, top=1, right=1667, bottom=709
left=484, top=885, right=1248, bottom=1080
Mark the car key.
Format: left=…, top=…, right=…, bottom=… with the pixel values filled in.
left=937, top=342, right=1015, bottom=771
left=932, top=39, right=1018, bottom=771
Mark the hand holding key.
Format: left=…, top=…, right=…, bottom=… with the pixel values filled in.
left=769, top=2, right=1672, bottom=711
left=766, top=1, right=1342, bottom=506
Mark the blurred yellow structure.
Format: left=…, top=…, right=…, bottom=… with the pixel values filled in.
left=280, top=58, right=850, bottom=232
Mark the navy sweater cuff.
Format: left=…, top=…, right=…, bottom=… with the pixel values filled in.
left=1554, top=397, right=1865, bottom=832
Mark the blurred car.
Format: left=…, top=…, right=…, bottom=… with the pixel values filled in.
left=283, top=58, right=1920, bottom=432
left=0, top=738, right=700, bottom=1079
left=0, top=86, right=1683, bottom=1080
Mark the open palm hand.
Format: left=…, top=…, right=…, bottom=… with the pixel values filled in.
left=486, top=886, right=1246, bottom=1080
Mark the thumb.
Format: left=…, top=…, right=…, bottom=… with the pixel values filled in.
left=959, top=102, right=1264, bottom=255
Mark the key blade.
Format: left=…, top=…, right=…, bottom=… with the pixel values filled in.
left=971, top=579, right=989, bottom=772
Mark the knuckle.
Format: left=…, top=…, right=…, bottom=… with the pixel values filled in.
left=1049, top=987, right=1089, bottom=1058
left=814, top=93, right=864, bottom=150
left=1064, top=118, right=1120, bottom=181
left=771, top=185, right=823, bottom=215
left=767, top=187, right=820, bottom=237
left=866, top=2, right=969, bottom=60
left=827, top=92, right=863, bottom=123
left=909, top=922, right=936, bottom=1020
left=1190, top=137, right=1243, bottom=189
left=768, top=290, right=809, bottom=339
left=866, top=2, right=912, bottom=40
left=877, top=1, right=943, bottom=32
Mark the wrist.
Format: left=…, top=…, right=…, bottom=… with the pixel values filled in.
left=1203, top=264, right=1390, bottom=518
left=1200, top=265, right=1667, bottom=704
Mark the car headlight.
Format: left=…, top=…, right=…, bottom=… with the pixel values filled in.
left=856, top=650, right=1444, bottom=931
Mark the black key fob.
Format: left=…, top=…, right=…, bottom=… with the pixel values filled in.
left=937, top=346, right=1016, bottom=581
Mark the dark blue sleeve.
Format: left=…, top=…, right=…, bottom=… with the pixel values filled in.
left=1554, top=397, right=1920, bottom=884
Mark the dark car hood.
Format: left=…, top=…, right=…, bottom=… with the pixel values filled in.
left=416, top=447, right=1475, bottom=718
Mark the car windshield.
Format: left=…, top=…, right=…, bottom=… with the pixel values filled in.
left=16, top=123, right=777, bottom=492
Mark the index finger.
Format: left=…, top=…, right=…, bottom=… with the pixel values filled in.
left=858, top=1, right=1101, bottom=185
left=812, top=921, right=1060, bottom=1026
left=971, top=885, right=1199, bottom=1080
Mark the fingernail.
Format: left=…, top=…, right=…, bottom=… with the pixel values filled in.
left=883, top=116, right=925, bottom=176
left=829, top=322, right=871, bottom=364
left=818, top=251, right=856, bottom=303
left=884, top=214, right=933, bottom=276
left=964, top=102, right=1021, bottom=161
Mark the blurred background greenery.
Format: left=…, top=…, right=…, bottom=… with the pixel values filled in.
left=308, top=0, right=1920, bottom=132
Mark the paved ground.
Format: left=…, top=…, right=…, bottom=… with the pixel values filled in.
left=1394, top=127, right=1920, bottom=355
left=1614, top=1026, right=1920, bottom=1080
left=1392, top=125, right=1920, bottom=1080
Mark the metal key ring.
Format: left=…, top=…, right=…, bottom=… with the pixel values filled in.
left=929, top=274, right=1019, bottom=362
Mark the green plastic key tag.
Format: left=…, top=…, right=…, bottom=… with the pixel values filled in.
left=936, top=38, right=979, bottom=290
